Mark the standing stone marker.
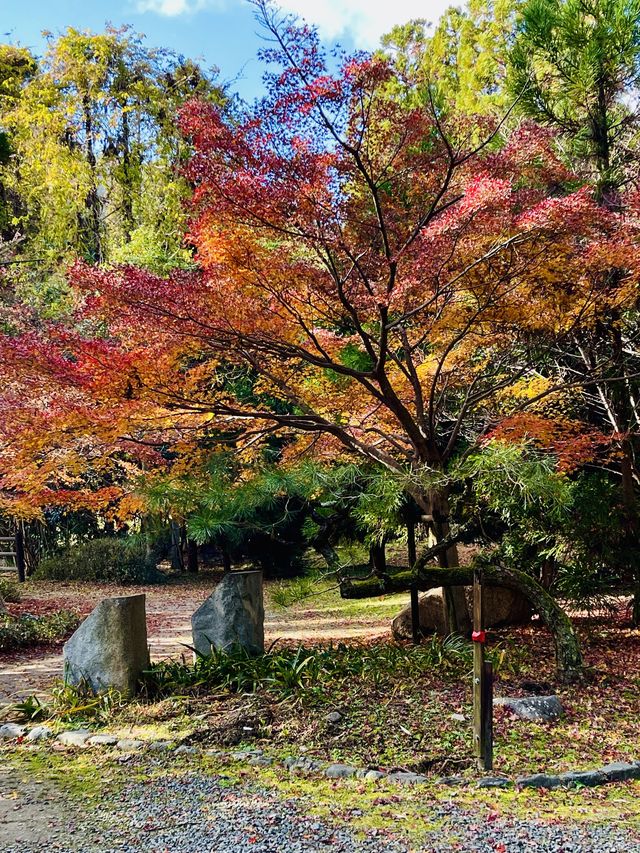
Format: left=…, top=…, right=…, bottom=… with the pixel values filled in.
left=192, top=569, right=264, bottom=657
left=63, top=594, right=149, bottom=696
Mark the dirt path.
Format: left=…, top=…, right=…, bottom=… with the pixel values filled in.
left=0, top=575, right=396, bottom=707
left=0, top=765, right=84, bottom=850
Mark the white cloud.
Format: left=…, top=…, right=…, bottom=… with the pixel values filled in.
left=136, top=0, right=210, bottom=15
left=276, top=0, right=450, bottom=48
left=137, top=0, right=449, bottom=46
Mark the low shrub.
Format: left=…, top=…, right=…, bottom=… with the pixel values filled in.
left=0, top=610, right=79, bottom=652
left=35, top=537, right=164, bottom=584
left=0, top=577, right=21, bottom=603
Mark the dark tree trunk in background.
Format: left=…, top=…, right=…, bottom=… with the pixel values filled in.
left=119, top=107, right=134, bottom=242
left=187, top=539, right=199, bottom=573
left=632, top=586, right=640, bottom=628
left=221, top=545, right=232, bottom=573
left=169, top=520, right=183, bottom=571
left=407, top=521, right=416, bottom=568
left=15, top=524, right=25, bottom=583
left=82, top=93, right=102, bottom=263
left=540, top=557, right=556, bottom=590
left=370, top=540, right=387, bottom=577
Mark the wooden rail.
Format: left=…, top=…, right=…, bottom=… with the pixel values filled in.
left=0, top=531, right=25, bottom=582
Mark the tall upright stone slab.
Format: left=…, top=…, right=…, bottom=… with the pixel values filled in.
left=192, top=569, right=264, bottom=656
left=63, top=594, right=149, bottom=696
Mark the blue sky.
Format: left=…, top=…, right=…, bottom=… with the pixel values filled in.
left=3, top=1, right=451, bottom=102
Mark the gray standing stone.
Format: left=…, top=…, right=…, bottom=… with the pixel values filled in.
left=63, top=594, right=149, bottom=696
left=191, top=570, right=264, bottom=657
left=494, top=695, right=563, bottom=721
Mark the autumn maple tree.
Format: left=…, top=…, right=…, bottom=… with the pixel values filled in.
left=3, top=2, right=640, bottom=677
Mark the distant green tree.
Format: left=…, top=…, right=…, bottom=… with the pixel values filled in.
left=383, top=0, right=522, bottom=114
left=0, top=45, right=36, bottom=239
left=0, top=26, right=223, bottom=301
left=509, top=0, right=640, bottom=198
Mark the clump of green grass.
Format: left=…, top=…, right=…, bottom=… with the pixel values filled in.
left=14, top=679, right=126, bottom=724
left=142, top=635, right=502, bottom=702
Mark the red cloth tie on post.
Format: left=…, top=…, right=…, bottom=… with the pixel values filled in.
left=471, top=630, right=486, bottom=644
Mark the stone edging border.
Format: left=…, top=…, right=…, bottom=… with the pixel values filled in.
left=1, top=723, right=639, bottom=790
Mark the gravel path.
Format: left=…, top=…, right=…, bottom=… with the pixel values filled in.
left=3, top=767, right=638, bottom=853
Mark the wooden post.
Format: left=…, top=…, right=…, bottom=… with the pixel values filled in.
left=473, top=569, right=494, bottom=770
left=482, top=660, right=494, bottom=771
left=408, top=521, right=420, bottom=644
left=472, top=568, right=485, bottom=767
left=15, top=525, right=26, bottom=583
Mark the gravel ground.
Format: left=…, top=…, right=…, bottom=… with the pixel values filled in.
left=4, top=769, right=639, bottom=853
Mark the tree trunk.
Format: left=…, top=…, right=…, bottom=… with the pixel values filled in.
left=120, top=106, right=134, bottom=243
left=540, top=557, right=556, bottom=590
left=407, top=521, right=416, bottom=568
left=429, top=489, right=471, bottom=635
left=343, top=561, right=583, bottom=683
left=221, top=545, right=232, bottom=573
left=187, top=539, right=199, bottom=574
left=82, top=93, right=102, bottom=263
left=632, top=585, right=640, bottom=628
left=369, top=540, right=387, bottom=577
left=169, top=520, right=184, bottom=571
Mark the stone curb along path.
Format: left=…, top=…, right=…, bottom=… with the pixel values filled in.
left=1, top=722, right=640, bottom=791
